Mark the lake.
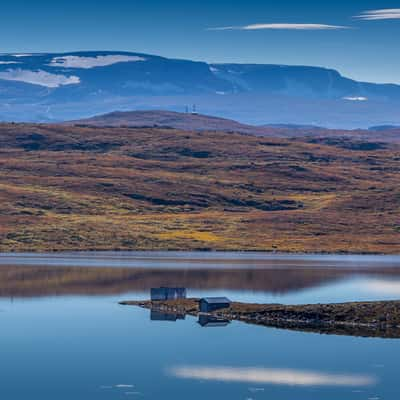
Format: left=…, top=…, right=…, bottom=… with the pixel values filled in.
left=0, top=252, right=399, bottom=399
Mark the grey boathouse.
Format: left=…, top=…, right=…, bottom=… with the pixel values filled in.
left=199, top=297, right=231, bottom=313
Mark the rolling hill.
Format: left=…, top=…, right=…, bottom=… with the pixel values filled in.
left=69, top=110, right=400, bottom=143
left=68, top=110, right=271, bottom=134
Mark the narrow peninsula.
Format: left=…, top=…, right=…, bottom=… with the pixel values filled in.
left=120, top=298, right=400, bottom=339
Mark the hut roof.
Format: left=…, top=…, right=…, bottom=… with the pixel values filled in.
left=200, top=297, right=231, bottom=304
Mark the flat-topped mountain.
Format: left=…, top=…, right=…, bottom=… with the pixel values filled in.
left=0, top=51, right=400, bottom=128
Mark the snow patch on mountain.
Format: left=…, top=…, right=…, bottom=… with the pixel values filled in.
left=48, top=55, right=146, bottom=69
left=0, top=69, right=80, bottom=88
left=12, top=54, right=34, bottom=58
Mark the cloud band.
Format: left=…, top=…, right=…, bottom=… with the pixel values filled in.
left=208, top=23, right=349, bottom=31
left=355, top=9, right=400, bottom=20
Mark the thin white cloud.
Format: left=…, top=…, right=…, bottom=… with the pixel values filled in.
left=0, top=61, right=21, bottom=65
left=48, top=55, right=146, bottom=69
left=169, top=366, right=377, bottom=387
left=355, top=9, right=400, bottom=20
left=208, top=23, right=349, bottom=31
left=0, top=69, right=80, bottom=88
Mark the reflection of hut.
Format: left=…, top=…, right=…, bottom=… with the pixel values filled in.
left=151, top=287, right=187, bottom=301
left=150, top=310, right=186, bottom=322
left=199, top=297, right=231, bottom=313
left=198, top=315, right=230, bottom=327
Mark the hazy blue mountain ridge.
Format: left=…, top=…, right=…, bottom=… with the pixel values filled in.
left=0, top=51, right=399, bottom=128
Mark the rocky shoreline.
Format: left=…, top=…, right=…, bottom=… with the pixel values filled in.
left=119, top=298, right=400, bottom=339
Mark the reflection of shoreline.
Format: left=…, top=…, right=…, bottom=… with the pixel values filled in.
left=2, top=264, right=400, bottom=298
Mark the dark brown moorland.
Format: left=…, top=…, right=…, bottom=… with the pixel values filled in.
left=0, top=123, right=399, bottom=253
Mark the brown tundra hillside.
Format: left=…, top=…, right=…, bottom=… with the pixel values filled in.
left=0, top=123, right=399, bottom=253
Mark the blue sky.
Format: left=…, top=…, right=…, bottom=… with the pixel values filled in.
left=1, top=0, right=399, bottom=83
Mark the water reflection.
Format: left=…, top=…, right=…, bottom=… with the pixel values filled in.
left=169, top=366, right=377, bottom=387
left=0, top=252, right=398, bottom=400
left=364, top=279, right=400, bottom=295
left=197, top=315, right=231, bottom=328
left=1, top=264, right=400, bottom=301
left=150, top=310, right=186, bottom=322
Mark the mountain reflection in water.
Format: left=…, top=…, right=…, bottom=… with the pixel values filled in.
left=1, top=264, right=400, bottom=299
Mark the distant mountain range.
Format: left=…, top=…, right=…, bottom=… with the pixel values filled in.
left=369, top=125, right=400, bottom=131
left=1, top=51, right=400, bottom=128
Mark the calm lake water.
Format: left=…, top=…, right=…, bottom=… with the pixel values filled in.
left=0, top=252, right=400, bottom=399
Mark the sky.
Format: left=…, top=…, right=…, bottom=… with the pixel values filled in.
left=0, top=0, right=399, bottom=83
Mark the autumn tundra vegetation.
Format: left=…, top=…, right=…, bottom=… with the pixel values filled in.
left=0, top=122, right=399, bottom=253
